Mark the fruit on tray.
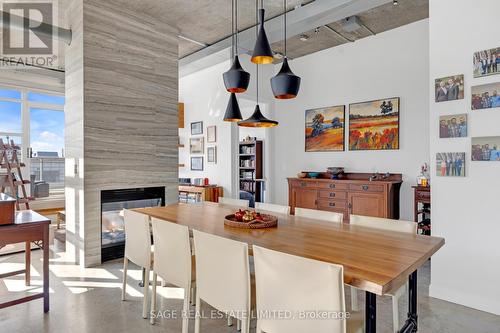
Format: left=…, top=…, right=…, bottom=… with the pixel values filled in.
left=234, top=210, right=266, bottom=223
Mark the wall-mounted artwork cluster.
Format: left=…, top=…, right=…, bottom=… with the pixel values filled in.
left=434, top=46, right=500, bottom=177
left=304, top=97, right=399, bottom=152
left=189, top=122, right=218, bottom=171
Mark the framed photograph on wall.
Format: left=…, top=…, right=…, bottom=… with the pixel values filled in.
left=436, top=153, right=465, bottom=177
left=207, top=146, right=217, bottom=164
left=305, top=105, right=345, bottom=152
left=191, top=156, right=204, bottom=171
left=472, top=137, right=500, bottom=161
left=348, top=97, right=400, bottom=151
left=191, top=121, right=203, bottom=135
left=207, top=125, right=217, bottom=143
left=471, top=82, right=500, bottom=110
left=190, top=137, right=204, bottom=154
left=439, top=114, right=467, bottom=138
left=434, top=74, right=464, bottom=102
left=473, top=47, right=500, bottom=78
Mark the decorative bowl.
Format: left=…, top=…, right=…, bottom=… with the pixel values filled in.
left=297, top=172, right=308, bottom=178
left=308, top=172, right=320, bottom=179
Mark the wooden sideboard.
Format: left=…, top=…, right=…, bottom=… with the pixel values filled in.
left=288, top=173, right=402, bottom=223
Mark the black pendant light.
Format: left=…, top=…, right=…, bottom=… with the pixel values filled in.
left=223, top=92, right=243, bottom=122
left=251, top=0, right=274, bottom=65
left=223, top=0, right=250, bottom=93
left=239, top=1, right=278, bottom=128
left=271, top=0, right=301, bottom=99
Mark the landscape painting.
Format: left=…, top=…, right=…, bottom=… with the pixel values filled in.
left=305, top=105, right=345, bottom=152
left=349, top=97, right=400, bottom=150
left=436, top=153, right=466, bottom=177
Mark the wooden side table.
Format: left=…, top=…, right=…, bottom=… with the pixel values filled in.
left=0, top=210, right=50, bottom=312
left=413, top=185, right=431, bottom=235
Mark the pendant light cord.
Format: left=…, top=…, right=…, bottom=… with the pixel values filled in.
left=230, top=0, right=235, bottom=59
left=256, top=0, right=259, bottom=104
left=235, top=0, right=238, bottom=55
left=284, top=0, right=287, bottom=57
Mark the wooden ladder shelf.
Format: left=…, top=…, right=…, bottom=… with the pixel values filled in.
left=0, top=138, right=34, bottom=210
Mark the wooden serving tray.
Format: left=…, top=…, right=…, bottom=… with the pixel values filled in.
left=224, top=214, right=278, bottom=229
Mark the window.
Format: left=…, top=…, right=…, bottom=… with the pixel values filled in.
left=0, top=86, right=65, bottom=196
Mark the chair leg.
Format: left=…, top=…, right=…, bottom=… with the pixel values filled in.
left=191, top=286, right=196, bottom=305
left=150, top=273, right=157, bottom=325
left=227, top=316, right=233, bottom=327
left=392, top=295, right=399, bottom=333
left=182, top=288, right=190, bottom=333
left=121, top=257, right=128, bottom=301
left=195, top=294, right=201, bottom=333
left=142, top=266, right=150, bottom=319
left=237, top=318, right=241, bottom=331
left=241, top=318, right=250, bottom=333
left=350, top=286, right=359, bottom=311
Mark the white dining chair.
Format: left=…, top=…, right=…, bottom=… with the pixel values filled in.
left=122, top=210, right=153, bottom=319
left=253, top=245, right=363, bottom=333
left=295, top=207, right=344, bottom=223
left=193, top=230, right=251, bottom=333
left=218, top=196, right=250, bottom=208
left=255, top=202, right=290, bottom=215
left=350, top=214, right=417, bottom=332
left=150, top=218, right=194, bottom=332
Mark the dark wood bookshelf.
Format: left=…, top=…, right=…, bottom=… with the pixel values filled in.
left=238, top=140, right=263, bottom=202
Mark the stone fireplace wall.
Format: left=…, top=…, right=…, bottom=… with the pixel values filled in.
left=65, top=0, right=178, bottom=267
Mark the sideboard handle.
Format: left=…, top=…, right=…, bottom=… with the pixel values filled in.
left=362, top=185, right=369, bottom=191
left=329, top=184, right=336, bottom=189
left=300, top=182, right=307, bottom=187
left=329, top=203, right=336, bottom=207
left=329, top=193, right=335, bottom=197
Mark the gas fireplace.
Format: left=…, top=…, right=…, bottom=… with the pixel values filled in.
left=101, top=187, right=165, bottom=262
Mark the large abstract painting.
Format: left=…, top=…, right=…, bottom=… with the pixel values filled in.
left=349, top=97, right=400, bottom=151
left=305, top=105, right=345, bottom=152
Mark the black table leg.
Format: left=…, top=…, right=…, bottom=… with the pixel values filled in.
left=365, top=291, right=377, bottom=333
left=399, top=270, right=418, bottom=333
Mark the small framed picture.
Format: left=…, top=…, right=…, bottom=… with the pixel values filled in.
left=436, top=152, right=465, bottom=177
left=434, top=74, right=464, bottom=102
left=191, top=156, right=204, bottom=171
left=207, top=146, right=217, bottom=164
left=191, top=121, right=203, bottom=135
left=207, top=125, right=217, bottom=143
left=190, top=137, right=204, bottom=154
left=439, top=114, right=467, bottom=138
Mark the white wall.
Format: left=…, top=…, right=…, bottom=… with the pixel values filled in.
left=179, top=54, right=275, bottom=198
left=270, top=20, right=430, bottom=221
left=429, top=0, right=500, bottom=315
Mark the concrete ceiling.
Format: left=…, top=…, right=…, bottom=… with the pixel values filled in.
left=272, top=0, right=428, bottom=59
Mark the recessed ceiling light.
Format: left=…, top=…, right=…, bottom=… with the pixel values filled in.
left=273, top=52, right=284, bottom=59
left=393, top=0, right=398, bottom=5
left=299, top=34, right=309, bottom=42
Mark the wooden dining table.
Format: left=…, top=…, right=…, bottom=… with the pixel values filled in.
left=136, top=202, right=445, bottom=333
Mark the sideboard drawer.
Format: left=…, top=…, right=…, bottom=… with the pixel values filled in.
left=317, top=199, right=347, bottom=210
left=349, top=183, right=384, bottom=193
left=415, top=189, right=430, bottom=202
left=318, top=190, right=347, bottom=200
left=317, top=182, right=348, bottom=190
left=291, top=180, right=318, bottom=188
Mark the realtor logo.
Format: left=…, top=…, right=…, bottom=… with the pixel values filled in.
left=2, top=2, right=53, bottom=55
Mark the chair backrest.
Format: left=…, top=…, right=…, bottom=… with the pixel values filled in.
left=350, top=215, right=417, bottom=234
left=193, top=230, right=250, bottom=316
left=218, top=197, right=249, bottom=208
left=253, top=245, right=346, bottom=333
left=123, top=210, right=151, bottom=268
left=255, top=202, right=290, bottom=215
left=151, top=218, right=191, bottom=290
left=295, top=207, right=343, bottom=223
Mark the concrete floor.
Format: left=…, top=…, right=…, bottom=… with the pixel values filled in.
left=0, top=245, right=499, bottom=333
